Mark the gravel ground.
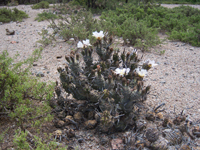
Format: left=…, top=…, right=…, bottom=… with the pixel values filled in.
left=0, top=4, right=200, bottom=123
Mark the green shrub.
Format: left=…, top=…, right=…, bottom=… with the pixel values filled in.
left=13, top=129, right=67, bottom=150
left=35, top=11, right=58, bottom=22
left=32, top=1, right=49, bottom=9
left=100, top=3, right=200, bottom=47
left=0, top=8, right=28, bottom=23
left=40, top=10, right=101, bottom=45
left=0, top=48, right=54, bottom=128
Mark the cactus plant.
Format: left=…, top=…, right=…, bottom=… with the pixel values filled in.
left=57, top=31, right=156, bottom=131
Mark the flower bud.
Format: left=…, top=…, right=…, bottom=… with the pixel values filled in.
left=65, top=65, right=68, bottom=71
left=57, top=67, right=62, bottom=73
left=122, top=77, right=127, bottom=86
left=65, top=55, right=70, bottom=63
left=76, top=54, right=79, bottom=61
left=70, top=54, right=74, bottom=63
left=109, top=36, right=113, bottom=43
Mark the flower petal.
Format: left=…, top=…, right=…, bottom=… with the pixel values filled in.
left=77, top=41, right=83, bottom=48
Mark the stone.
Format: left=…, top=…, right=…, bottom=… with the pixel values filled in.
left=0, top=22, right=3, bottom=25
left=36, top=71, right=44, bottom=77
left=181, top=43, right=186, bottom=46
left=78, top=138, right=84, bottom=143
left=57, top=56, right=62, bottom=59
left=189, top=47, right=194, bottom=50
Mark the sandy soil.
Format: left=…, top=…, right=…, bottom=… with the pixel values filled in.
left=0, top=3, right=200, bottom=123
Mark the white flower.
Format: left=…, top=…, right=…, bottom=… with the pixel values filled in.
left=145, top=59, right=158, bottom=68
left=77, top=41, right=83, bottom=48
left=83, top=39, right=91, bottom=46
left=92, top=31, right=104, bottom=40
left=114, top=68, right=130, bottom=77
left=77, top=39, right=91, bottom=48
left=135, top=68, right=148, bottom=78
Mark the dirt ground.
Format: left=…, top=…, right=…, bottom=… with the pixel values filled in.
left=0, top=3, right=200, bottom=150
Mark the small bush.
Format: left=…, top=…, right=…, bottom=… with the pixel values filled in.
left=0, top=48, right=54, bottom=128
left=13, top=129, right=67, bottom=150
left=100, top=3, right=200, bottom=47
left=0, top=8, right=28, bottom=23
left=39, top=10, right=101, bottom=46
left=32, top=1, right=49, bottom=9
left=35, top=11, right=58, bottom=22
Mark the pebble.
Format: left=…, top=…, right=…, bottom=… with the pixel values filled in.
left=160, top=81, right=166, bottom=84
left=0, top=22, right=3, bottom=25
left=78, top=138, right=84, bottom=143
left=36, top=71, right=44, bottom=77
left=190, top=47, right=194, bottom=50
left=181, top=43, right=186, bottom=46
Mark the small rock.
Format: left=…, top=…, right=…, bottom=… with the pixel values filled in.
left=0, top=22, right=3, bottom=25
left=190, top=47, right=194, bottom=50
left=47, top=71, right=50, bottom=74
left=176, top=45, right=179, bottom=47
left=84, top=120, right=97, bottom=129
left=181, top=43, right=186, bottom=46
left=56, top=56, right=62, bottom=59
left=78, top=138, right=84, bottom=143
left=165, top=73, right=169, bottom=76
left=36, top=71, right=44, bottom=77
left=33, top=63, right=37, bottom=66
left=160, top=81, right=166, bottom=84
left=69, top=38, right=74, bottom=41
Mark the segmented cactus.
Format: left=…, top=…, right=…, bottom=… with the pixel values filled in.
left=57, top=31, right=156, bottom=131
